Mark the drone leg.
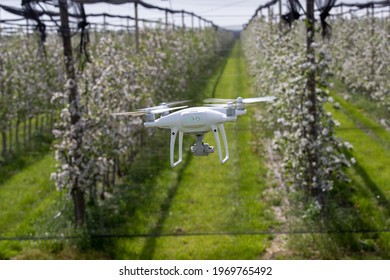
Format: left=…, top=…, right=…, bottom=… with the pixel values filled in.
left=218, top=123, right=229, bottom=163
left=211, top=124, right=229, bottom=164
left=170, top=127, right=183, bottom=167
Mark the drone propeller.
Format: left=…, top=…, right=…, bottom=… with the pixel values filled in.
left=112, top=100, right=191, bottom=117
left=204, top=96, right=276, bottom=104
left=204, top=103, right=230, bottom=107
left=146, top=100, right=192, bottom=111
left=111, top=105, right=188, bottom=117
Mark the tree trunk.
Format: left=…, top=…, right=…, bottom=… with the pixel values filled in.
left=1, top=131, right=6, bottom=157
left=111, top=157, right=117, bottom=186
left=8, top=122, right=13, bottom=154
left=15, top=119, right=20, bottom=151
left=71, top=184, right=86, bottom=227
left=41, top=115, right=45, bottom=133
left=35, top=115, right=39, bottom=132
left=28, top=117, right=32, bottom=142
left=306, top=0, right=319, bottom=195
left=59, top=0, right=85, bottom=227
left=23, top=117, right=27, bottom=147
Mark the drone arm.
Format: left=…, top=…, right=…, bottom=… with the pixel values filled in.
left=170, top=127, right=183, bottom=167
left=211, top=124, right=229, bottom=164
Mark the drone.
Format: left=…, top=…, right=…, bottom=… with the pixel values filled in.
left=112, top=96, right=276, bottom=167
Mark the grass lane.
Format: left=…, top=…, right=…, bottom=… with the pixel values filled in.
left=327, top=91, right=390, bottom=204
left=317, top=88, right=390, bottom=258
left=114, top=41, right=274, bottom=259
left=0, top=153, right=59, bottom=259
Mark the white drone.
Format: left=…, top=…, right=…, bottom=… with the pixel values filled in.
left=112, top=96, right=276, bottom=167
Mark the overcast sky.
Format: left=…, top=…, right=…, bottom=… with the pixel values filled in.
left=0, top=0, right=386, bottom=30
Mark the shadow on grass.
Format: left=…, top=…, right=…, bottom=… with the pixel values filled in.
left=297, top=150, right=390, bottom=259
left=351, top=161, right=390, bottom=216
left=139, top=153, right=193, bottom=259
left=0, top=132, right=53, bottom=186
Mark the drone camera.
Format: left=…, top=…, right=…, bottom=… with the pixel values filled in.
left=191, top=142, right=214, bottom=156
left=191, top=134, right=214, bottom=156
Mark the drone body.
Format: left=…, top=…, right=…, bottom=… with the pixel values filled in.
left=112, top=96, right=275, bottom=167
left=145, top=106, right=243, bottom=166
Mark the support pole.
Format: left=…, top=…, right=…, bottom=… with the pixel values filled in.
left=103, top=14, right=106, bottom=32
left=134, top=2, right=139, bottom=53
left=181, top=10, right=185, bottom=29
left=279, top=0, right=282, bottom=32
left=268, top=6, right=273, bottom=32
left=165, top=10, right=169, bottom=30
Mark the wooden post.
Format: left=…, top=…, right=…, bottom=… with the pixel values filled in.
left=370, top=4, right=375, bottom=79
left=165, top=10, right=169, bottom=30
left=134, top=2, right=140, bottom=53
left=388, top=4, right=390, bottom=34
left=103, top=14, right=106, bottom=32
left=279, top=0, right=282, bottom=32
left=199, top=17, right=202, bottom=30
left=182, top=11, right=185, bottom=29
left=371, top=4, right=375, bottom=36
left=0, top=7, right=2, bottom=38
left=59, top=0, right=85, bottom=227
left=191, top=13, right=194, bottom=29
left=0, top=47, right=6, bottom=156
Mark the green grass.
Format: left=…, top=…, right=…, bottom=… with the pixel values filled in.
left=328, top=90, right=390, bottom=204
left=106, top=41, right=274, bottom=259
left=0, top=40, right=274, bottom=260
left=6, top=40, right=390, bottom=260
left=286, top=84, right=390, bottom=259
left=0, top=135, right=61, bottom=259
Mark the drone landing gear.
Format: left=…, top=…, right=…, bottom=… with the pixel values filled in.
left=191, top=134, right=214, bottom=156
left=170, top=124, right=229, bottom=167
left=191, top=124, right=229, bottom=165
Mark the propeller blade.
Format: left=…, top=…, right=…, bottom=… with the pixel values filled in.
left=111, top=111, right=145, bottom=117
left=145, top=100, right=192, bottom=111
left=204, top=104, right=228, bottom=107
left=152, top=105, right=188, bottom=114
left=112, top=105, right=187, bottom=117
left=204, top=98, right=235, bottom=103
left=165, top=100, right=192, bottom=106
left=204, top=96, right=276, bottom=104
left=242, top=96, right=276, bottom=103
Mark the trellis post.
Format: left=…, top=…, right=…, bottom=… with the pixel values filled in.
left=279, top=0, right=283, bottom=32
left=135, top=1, right=140, bottom=53
left=165, top=10, right=169, bottom=30
left=181, top=10, right=185, bottom=29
